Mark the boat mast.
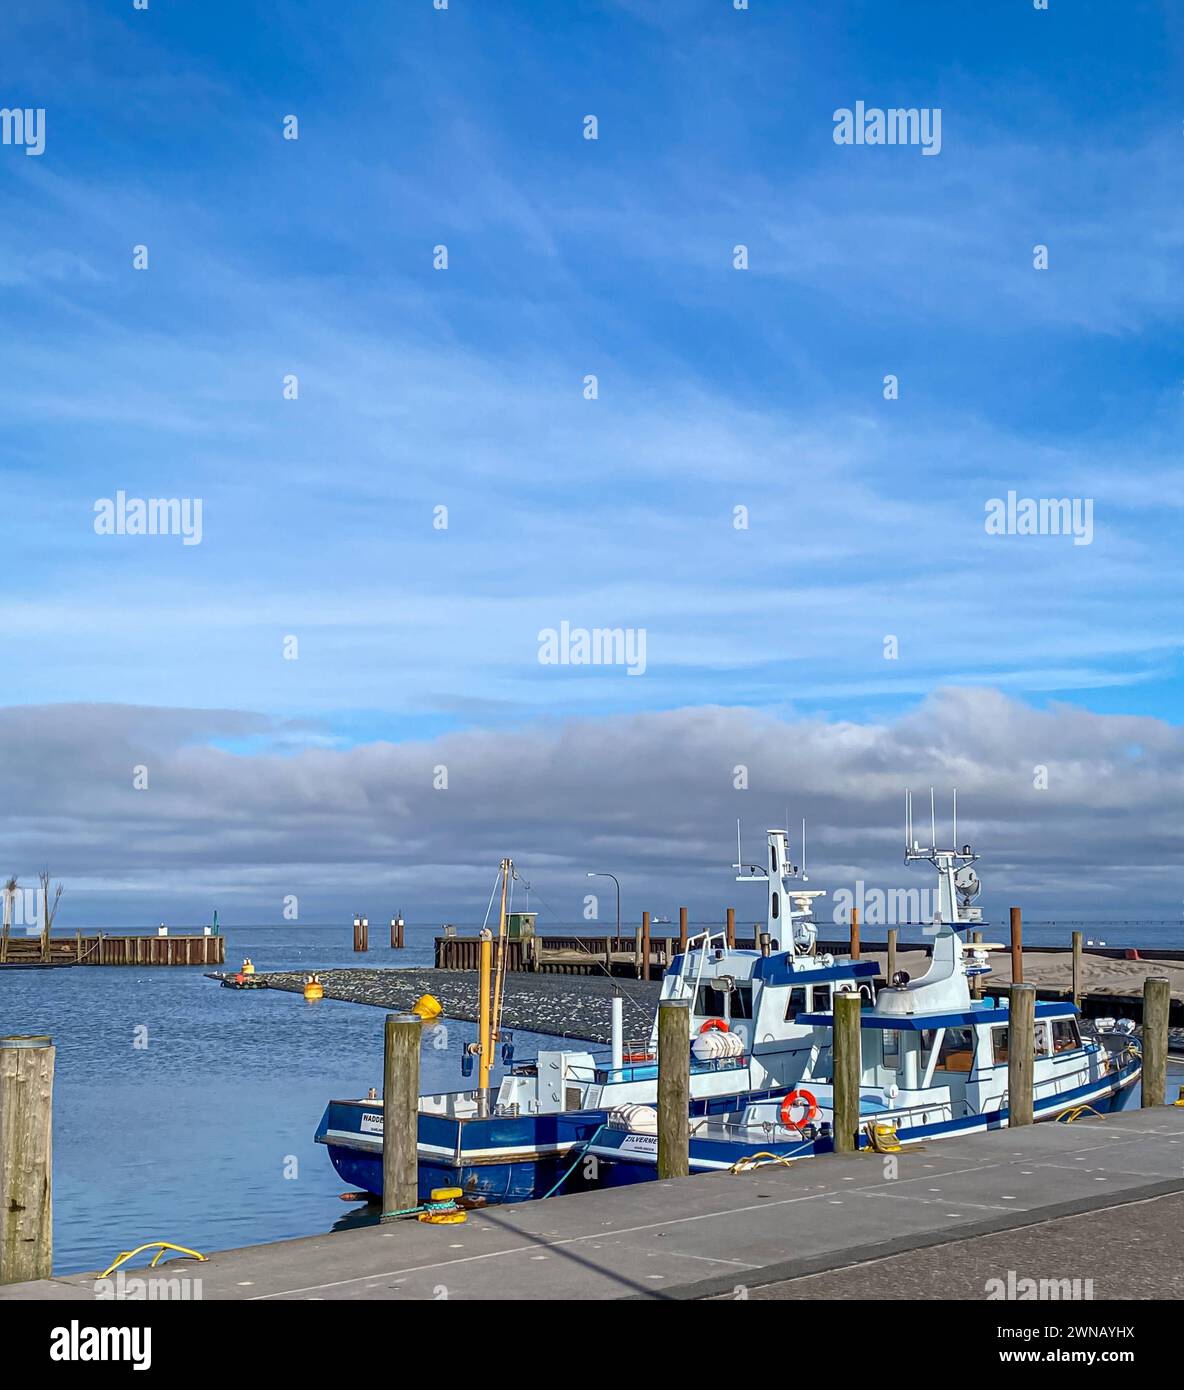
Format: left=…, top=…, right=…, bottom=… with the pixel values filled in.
left=490, top=857, right=512, bottom=1051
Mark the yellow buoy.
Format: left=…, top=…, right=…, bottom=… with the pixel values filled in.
left=411, top=994, right=442, bottom=1021
left=304, top=975, right=324, bottom=1002
left=242, top=958, right=255, bottom=976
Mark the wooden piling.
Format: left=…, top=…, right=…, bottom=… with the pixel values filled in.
left=832, top=992, right=861, bottom=1153
left=886, top=927, right=897, bottom=982
left=1009, top=907, right=1022, bottom=984
left=1071, top=930, right=1083, bottom=1010
left=0, top=1035, right=54, bottom=1283
left=849, top=906, right=860, bottom=961
left=1141, top=976, right=1170, bottom=1109
left=391, top=916, right=405, bottom=949
left=641, top=911, right=651, bottom=982
left=381, top=1014, right=421, bottom=1219
left=633, top=925, right=643, bottom=975
left=1007, top=983, right=1035, bottom=1127
left=678, top=906, right=688, bottom=953
left=657, top=1000, right=690, bottom=1179
left=726, top=907, right=735, bottom=949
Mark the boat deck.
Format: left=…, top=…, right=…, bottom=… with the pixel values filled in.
left=6, top=1106, right=1184, bottom=1301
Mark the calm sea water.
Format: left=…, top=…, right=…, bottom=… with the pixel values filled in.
left=0, top=925, right=567, bottom=1277
left=3, top=918, right=1180, bottom=1277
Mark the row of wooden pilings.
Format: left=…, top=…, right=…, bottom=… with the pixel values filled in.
left=0, top=968, right=1174, bottom=1282
left=353, top=915, right=405, bottom=951
left=846, top=907, right=1095, bottom=1012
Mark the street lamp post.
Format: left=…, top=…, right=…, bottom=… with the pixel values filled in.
left=586, top=872, right=621, bottom=951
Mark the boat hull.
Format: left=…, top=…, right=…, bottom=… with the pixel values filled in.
left=584, top=1054, right=1144, bottom=1182
left=316, top=1100, right=610, bottom=1204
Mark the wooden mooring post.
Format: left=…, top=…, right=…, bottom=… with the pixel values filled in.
left=886, top=927, right=897, bottom=982
left=1142, top=976, right=1170, bottom=1109
left=657, top=999, right=690, bottom=1179
left=849, top=906, right=860, bottom=960
left=1009, top=907, right=1023, bottom=984
left=1007, top=983, right=1035, bottom=1127
left=382, top=1013, right=421, bottom=1219
left=353, top=915, right=369, bottom=952
left=390, top=915, right=405, bottom=949
left=641, top=911, right=651, bottom=982
left=1071, top=930, right=1083, bottom=1009
left=0, top=1035, right=54, bottom=1284
left=678, top=906, right=688, bottom=953
left=832, top=992, right=861, bottom=1153
left=725, top=907, right=735, bottom=949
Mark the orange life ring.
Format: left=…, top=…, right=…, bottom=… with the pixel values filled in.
left=699, top=1018, right=729, bottom=1034
left=780, top=1088, right=818, bottom=1130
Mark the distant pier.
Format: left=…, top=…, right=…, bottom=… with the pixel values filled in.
left=0, top=933, right=225, bottom=967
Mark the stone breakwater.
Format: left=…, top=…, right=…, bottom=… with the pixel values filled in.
left=210, top=966, right=661, bottom=1046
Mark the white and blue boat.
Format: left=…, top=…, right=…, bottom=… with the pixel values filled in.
left=316, top=827, right=876, bottom=1204
left=580, top=802, right=1142, bottom=1183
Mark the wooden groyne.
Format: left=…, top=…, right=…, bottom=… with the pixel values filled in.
left=0, top=933, right=225, bottom=967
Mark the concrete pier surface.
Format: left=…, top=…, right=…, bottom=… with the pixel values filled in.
left=5, top=1108, right=1184, bottom=1302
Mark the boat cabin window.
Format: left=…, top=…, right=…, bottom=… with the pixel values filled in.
left=784, top=983, right=831, bottom=1021
left=695, top=981, right=753, bottom=1020
left=991, top=1022, right=1058, bottom=1063
left=935, top=1026, right=975, bottom=1073
left=1052, top=1018, right=1081, bottom=1054
left=881, top=1028, right=901, bottom=1070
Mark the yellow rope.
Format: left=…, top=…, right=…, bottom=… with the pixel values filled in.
left=729, top=1150, right=797, bottom=1173
left=100, top=1241, right=207, bottom=1278
left=1054, top=1104, right=1103, bottom=1124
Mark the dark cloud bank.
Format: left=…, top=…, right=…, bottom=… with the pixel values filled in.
left=1, top=688, right=1180, bottom=928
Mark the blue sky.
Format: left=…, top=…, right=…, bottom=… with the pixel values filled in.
left=1, top=1, right=1182, bottom=921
